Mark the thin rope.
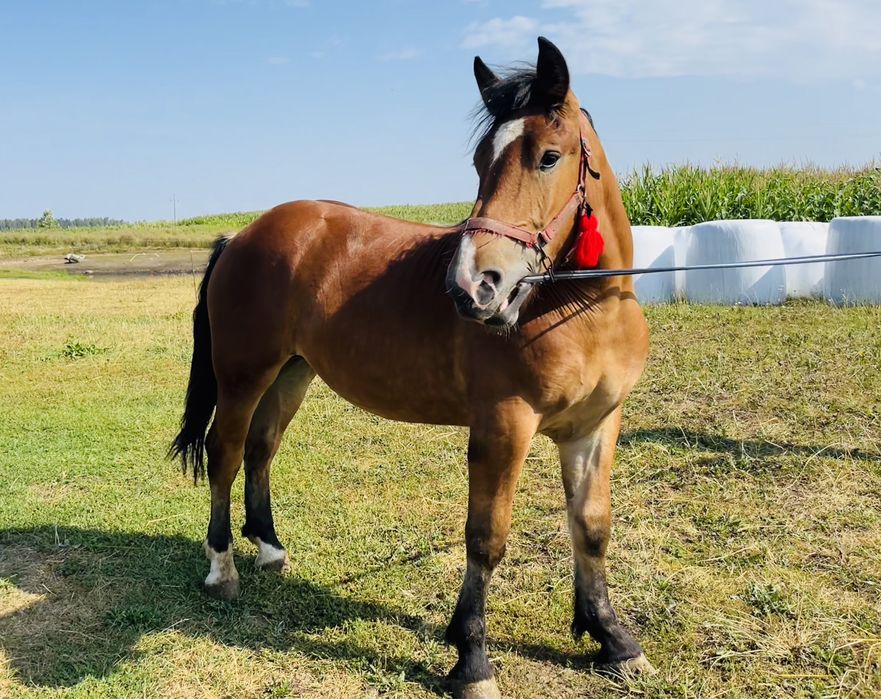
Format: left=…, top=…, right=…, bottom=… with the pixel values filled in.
left=520, top=251, right=881, bottom=285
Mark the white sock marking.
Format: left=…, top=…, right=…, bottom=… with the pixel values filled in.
left=253, top=537, right=288, bottom=567
left=203, top=540, right=239, bottom=586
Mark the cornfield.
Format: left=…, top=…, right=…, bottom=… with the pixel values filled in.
left=621, top=164, right=881, bottom=226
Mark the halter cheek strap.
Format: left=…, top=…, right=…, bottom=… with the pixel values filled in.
left=458, top=112, right=599, bottom=250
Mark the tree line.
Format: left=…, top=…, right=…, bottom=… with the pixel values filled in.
left=0, top=210, right=125, bottom=230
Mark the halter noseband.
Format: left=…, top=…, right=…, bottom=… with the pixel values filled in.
left=458, top=112, right=599, bottom=250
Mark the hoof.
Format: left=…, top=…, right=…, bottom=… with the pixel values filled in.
left=257, top=553, right=291, bottom=575
left=448, top=677, right=501, bottom=699
left=597, top=653, right=657, bottom=677
left=204, top=577, right=240, bottom=601
left=250, top=537, right=292, bottom=575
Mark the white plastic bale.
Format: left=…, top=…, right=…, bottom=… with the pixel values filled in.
left=630, top=225, right=686, bottom=303
left=825, top=216, right=881, bottom=305
left=683, top=220, right=786, bottom=305
left=779, top=222, right=829, bottom=298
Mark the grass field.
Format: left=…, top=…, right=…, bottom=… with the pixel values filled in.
left=0, top=276, right=879, bottom=699
left=0, top=204, right=473, bottom=259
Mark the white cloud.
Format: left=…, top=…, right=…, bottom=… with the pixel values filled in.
left=462, top=16, right=538, bottom=49
left=461, top=0, right=881, bottom=82
left=266, top=55, right=290, bottom=65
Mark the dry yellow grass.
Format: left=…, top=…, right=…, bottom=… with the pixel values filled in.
left=0, top=276, right=879, bottom=698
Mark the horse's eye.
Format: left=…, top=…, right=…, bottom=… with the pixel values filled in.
left=539, top=151, right=561, bottom=171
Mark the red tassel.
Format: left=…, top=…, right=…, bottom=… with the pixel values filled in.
left=573, top=212, right=604, bottom=268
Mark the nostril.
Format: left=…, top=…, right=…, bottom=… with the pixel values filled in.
left=481, top=269, right=502, bottom=287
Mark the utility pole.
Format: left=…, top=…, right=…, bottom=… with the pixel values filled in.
left=172, top=193, right=177, bottom=225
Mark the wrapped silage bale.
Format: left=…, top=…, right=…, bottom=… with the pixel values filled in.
left=631, top=225, right=686, bottom=303
left=683, top=220, right=786, bottom=305
left=825, top=216, right=881, bottom=304
left=779, top=222, right=829, bottom=298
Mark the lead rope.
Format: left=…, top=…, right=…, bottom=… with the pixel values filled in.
left=530, top=131, right=881, bottom=286
left=520, top=250, right=881, bottom=285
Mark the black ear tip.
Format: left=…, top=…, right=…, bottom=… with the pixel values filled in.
left=537, top=36, right=563, bottom=57
left=534, top=35, right=569, bottom=104
left=474, top=56, right=498, bottom=91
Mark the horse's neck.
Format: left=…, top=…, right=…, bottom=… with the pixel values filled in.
left=523, top=147, right=634, bottom=327
left=599, top=169, right=634, bottom=270
left=584, top=129, right=633, bottom=271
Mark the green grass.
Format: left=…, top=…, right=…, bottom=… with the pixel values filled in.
left=5, top=164, right=879, bottom=259
left=0, top=269, right=89, bottom=282
left=0, top=278, right=879, bottom=698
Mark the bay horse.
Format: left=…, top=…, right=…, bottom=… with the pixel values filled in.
left=172, top=37, right=652, bottom=698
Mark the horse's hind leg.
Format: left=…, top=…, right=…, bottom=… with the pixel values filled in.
left=204, top=364, right=282, bottom=601
left=241, top=356, right=315, bottom=573
left=557, top=407, right=654, bottom=673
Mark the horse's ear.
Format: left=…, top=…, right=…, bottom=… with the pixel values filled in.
left=535, top=36, right=569, bottom=108
left=473, top=56, right=498, bottom=106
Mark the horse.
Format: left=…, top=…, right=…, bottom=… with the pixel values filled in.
left=171, top=36, right=652, bottom=699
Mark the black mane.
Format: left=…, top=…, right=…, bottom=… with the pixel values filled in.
left=471, top=64, right=595, bottom=145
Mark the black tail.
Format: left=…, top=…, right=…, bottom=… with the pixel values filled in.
left=169, top=235, right=231, bottom=481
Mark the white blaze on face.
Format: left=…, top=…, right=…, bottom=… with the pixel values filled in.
left=491, top=118, right=525, bottom=165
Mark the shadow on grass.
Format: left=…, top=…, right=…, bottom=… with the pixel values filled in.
left=0, top=526, right=449, bottom=694
left=621, top=428, right=881, bottom=466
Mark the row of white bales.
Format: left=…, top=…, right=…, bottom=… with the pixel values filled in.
left=630, top=216, right=881, bottom=304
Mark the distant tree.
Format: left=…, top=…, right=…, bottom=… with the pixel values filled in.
left=38, top=210, right=58, bottom=228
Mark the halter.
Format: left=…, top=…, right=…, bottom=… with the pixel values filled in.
left=458, top=112, right=599, bottom=251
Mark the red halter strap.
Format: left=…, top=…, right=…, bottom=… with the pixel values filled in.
left=458, top=112, right=597, bottom=249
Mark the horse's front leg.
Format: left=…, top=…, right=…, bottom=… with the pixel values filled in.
left=445, top=405, right=537, bottom=699
left=558, top=407, right=655, bottom=673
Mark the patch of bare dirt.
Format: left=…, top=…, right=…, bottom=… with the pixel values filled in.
left=0, top=250, right=210, bottom=277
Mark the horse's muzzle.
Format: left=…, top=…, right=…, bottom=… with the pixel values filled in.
left=447, top=279, right=531, bottom=328
left=445, top=233, right=535, bottom=328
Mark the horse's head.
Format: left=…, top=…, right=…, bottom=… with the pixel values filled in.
left=447, top=37, right=589, bottom=328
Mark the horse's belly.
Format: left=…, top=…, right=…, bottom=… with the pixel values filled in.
left=298, top=335, right=469, bottom=426
left=310, top=365, right=470, bottom=425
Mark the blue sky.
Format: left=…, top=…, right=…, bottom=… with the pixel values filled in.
left=2, top=0, right=880, bottom=221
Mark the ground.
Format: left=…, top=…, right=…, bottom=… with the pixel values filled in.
left=0, top=274, right=879, bottom=699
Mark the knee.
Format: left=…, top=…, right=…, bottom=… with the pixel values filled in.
left=571, top=510, right=610, bottom=558
left=205, top=429, right=225, bottom=479
left=464, top=530, right=507, bottom=570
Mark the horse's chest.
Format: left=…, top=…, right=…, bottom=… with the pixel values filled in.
left=524, top=327, right=644, bottom=441
left=532, top=360, right=619, bottom=437
left=538, top=388, right=620, bottom=442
